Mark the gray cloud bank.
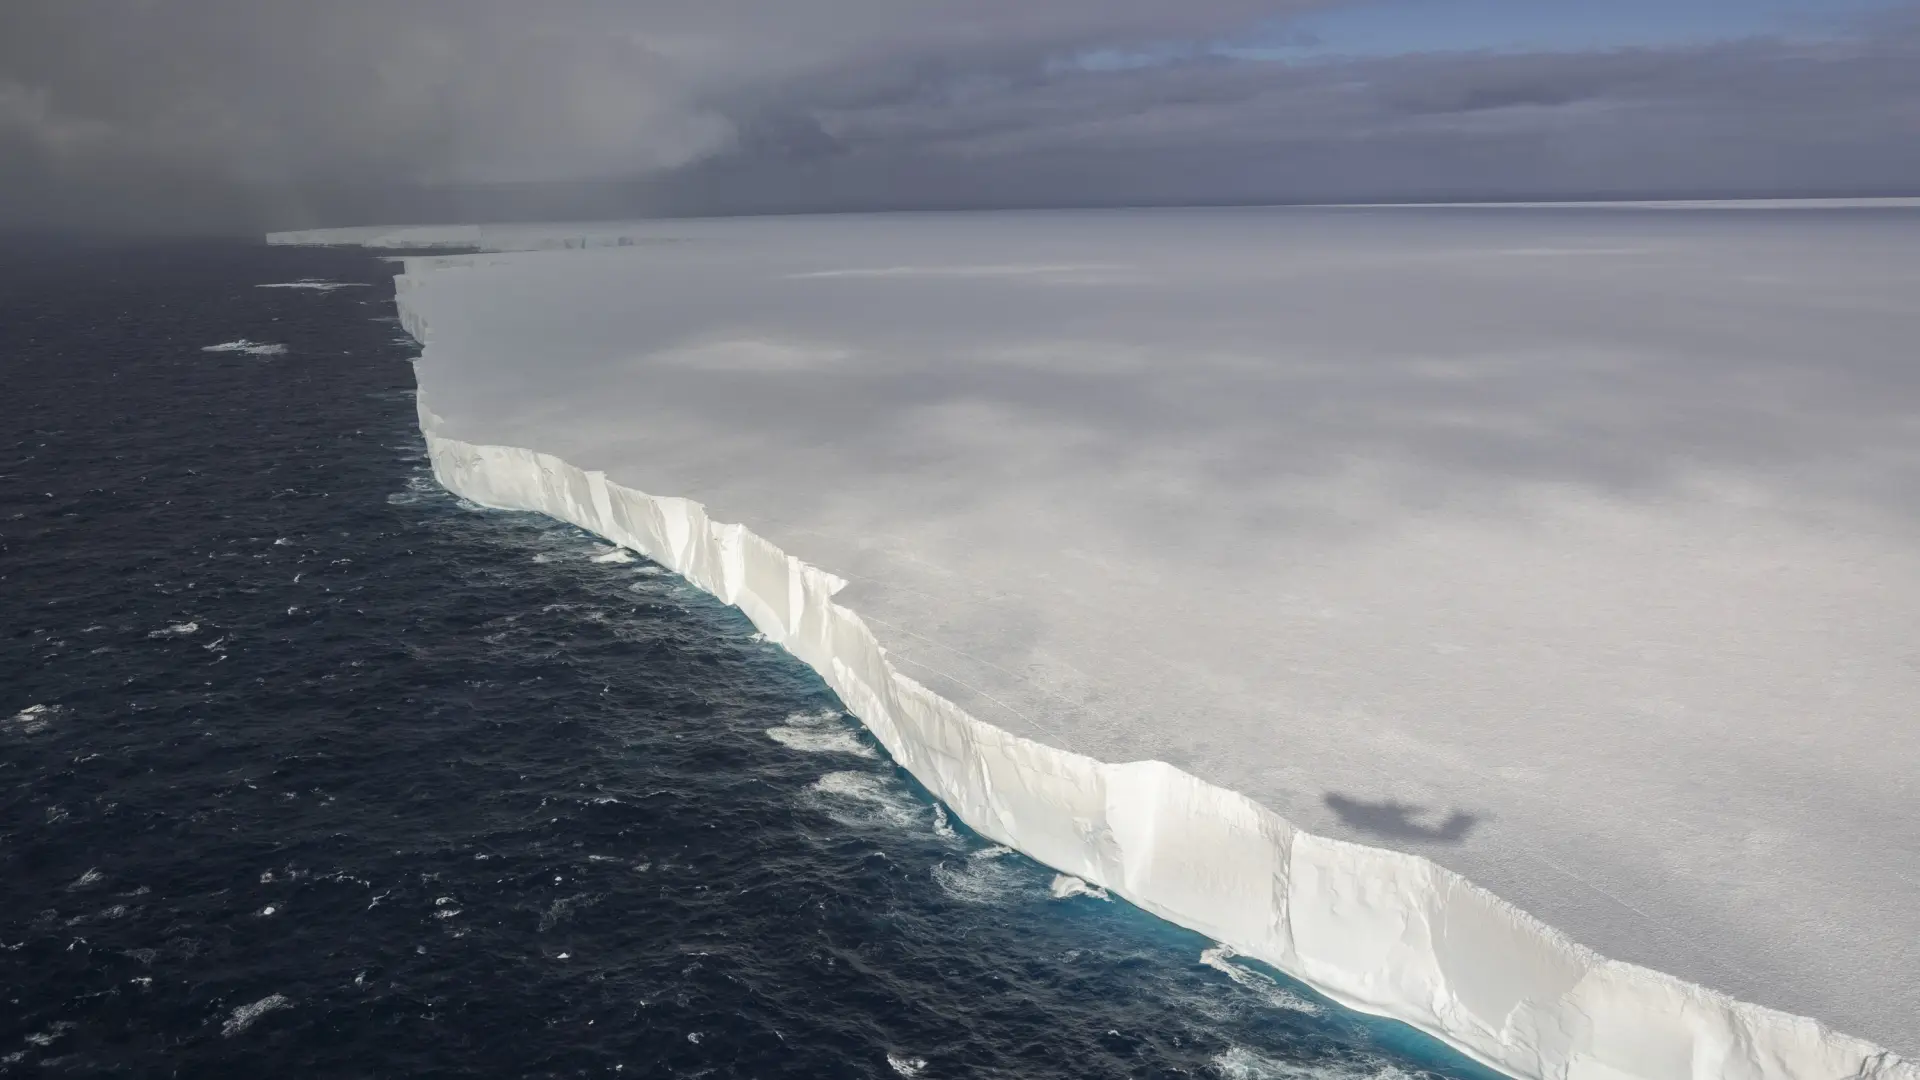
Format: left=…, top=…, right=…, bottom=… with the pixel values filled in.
left=3, top=0, right=1917, bottom=232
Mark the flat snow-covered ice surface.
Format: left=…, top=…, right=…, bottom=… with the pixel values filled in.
left=279, top=207, right=1918, bottom=1065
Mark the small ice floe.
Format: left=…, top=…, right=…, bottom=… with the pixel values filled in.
left=1198, top=945, right=1321, bottom=1015
left=147, top=621, right=199, bottom=638
left=686, top=1032, right=702, bottom=1045
left=1048, top=874, right=1110, bottom=902
left=887, top=1053, right=928, bottom=1077
left=221, top=993, right=291, bottom=1037
left=588, top=546, right=634, bottom=564
left=256, top=280, right=368, bottom=292
left=258, top=905, right=277, bottom=917
left=6, top=704, right=60, bottom=734
left=201, top=340, right=287, bottom=356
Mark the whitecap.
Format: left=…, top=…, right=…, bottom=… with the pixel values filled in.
left=1199, top=945, right=1322, bottom=1015
left=931, top=846, right=1024, bottom=904
left=256, top=280, right=368, bottom=292
left=222, top=993, right=291, bottom=1037
left=1211, top=1046, right=1413, bottom=1079
left=147, top=622, right=199, bottom=638
left=1049, top=874, right=1111, bottom=902
left=538, top=892, right=603, bottom=932
left=201, top=340, right=287, bottom=356
left=931, top=804, right=960, bottom=842
left=6, top=704, right=60, bottom=735
left=806, top=771, right=928, bottom=832
left=766, top=724, right=876, bottom=758
left=887, top=1053, right=928, bottom=1077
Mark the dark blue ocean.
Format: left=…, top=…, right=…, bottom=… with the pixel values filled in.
left=0, top=238, right=1503, bottom=1079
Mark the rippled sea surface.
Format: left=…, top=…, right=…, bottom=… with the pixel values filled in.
left=0, top=239, right=1503, bottom=1079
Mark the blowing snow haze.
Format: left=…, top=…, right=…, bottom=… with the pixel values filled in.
left=3, top=0, right=1919, bottom=231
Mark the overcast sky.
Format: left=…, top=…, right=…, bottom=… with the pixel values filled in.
left=3, top=0, right=1917, bottom=231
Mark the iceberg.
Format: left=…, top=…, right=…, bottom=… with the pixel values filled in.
left=276, top=205, right=1920, bottom=1079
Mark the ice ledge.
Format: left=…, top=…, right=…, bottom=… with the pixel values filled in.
left=409, top=378, right=1912, bottom=1080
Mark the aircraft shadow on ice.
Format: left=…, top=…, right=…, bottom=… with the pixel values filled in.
left=1322, top=792, right=1479, bottom=844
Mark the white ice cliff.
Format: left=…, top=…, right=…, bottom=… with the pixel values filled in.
left=275, top=206, right=1920, bottom=1078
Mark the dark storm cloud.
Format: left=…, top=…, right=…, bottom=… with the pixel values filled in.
left=1, top=1, right=1916, bottom=231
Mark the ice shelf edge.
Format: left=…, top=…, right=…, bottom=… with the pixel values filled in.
left=391, top=280, right=1913, bottom=1080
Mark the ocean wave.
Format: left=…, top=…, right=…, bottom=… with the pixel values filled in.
left=931, top=845, right=1026, bottom=905
left=6, top=704, right=60, bottom=735
left=201, top=340, right=287, bottom=356
left=1199, top=946, right=1321, bottom=1015
left=222, top=993, right=292, bottom=1037
left=1211, top=1046, right=1414, bottom=1080
left=767, top=711, right=876, bottom=758
left=256, top=280, right=368, bottom=292
left=538, top=892, right=603, bottom=932
left=1049, top=874, right=1111, bottom=902
left=806, top=771, right=929, bottom=832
